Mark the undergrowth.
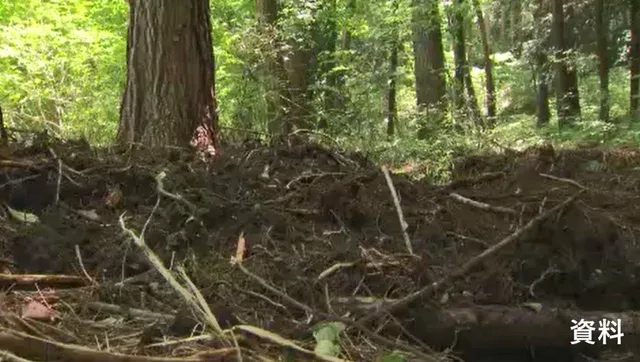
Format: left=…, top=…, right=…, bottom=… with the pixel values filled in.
left=0, top=1, right=637, bottom=183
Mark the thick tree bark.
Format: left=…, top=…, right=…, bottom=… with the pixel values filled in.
left=630, top=0, right=640, bottom=119
left=472, top=0, right=496, bottom=123
left=551, top=0, right=580, bottom=127
left=412, top=0, right=448, bottom=111
left=117, top=0, right=218, bottom=151
left=595, top=0, right=609, bottom=122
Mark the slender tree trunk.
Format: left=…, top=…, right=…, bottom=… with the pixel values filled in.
left=413, top=0, right=448, bottom=138
left=472, top=0, right=496, bottom=123
left=551, top=0, right=580, bottom=128
left=536, top=51, right=551, bottom=126
left=451, top=8, right=466, bottom=116
left=464, top=66, right=482, bottom=124
left=500, top=1, right=508, bottom=51
left=334, top=0, right=355, bottom=104
left=387, top=40, right=398, bottom=137
left=510, top=0, right=522, bottom=57
left=630, top=0, right=640, bottom=119
left=284, top=44, right=313, bottom=132
left=386, top=0, right=401, bottom=137
left=563, top=3, right=581, bottom=117
left=257, top=0, right=286, bottom=135
left=595, top=0, right=609, bottom=122
left=317, top=0, right=339, bottom=129
left=117, top=0, right=218, bottom=151
left=451, top=0, right=481, bottom=124
left=535, top=0, right=550, bottom=126
left=0, top=104, right=6, bottom=147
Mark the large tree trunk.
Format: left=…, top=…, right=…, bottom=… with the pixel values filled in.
left=630, top=0, right=640, bottom=120
left=472, top=0, right=496, bottom=124
left=595, top=0, right=609, bottom=122
left=413, top=0, right=448, bottom=132
left=551, top=0, right=580, bottom=128
left=117, top=0, right=218, bottom=151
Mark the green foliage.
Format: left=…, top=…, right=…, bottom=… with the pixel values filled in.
left=379, top=351, right=408, bottom=362
left=0, top=0, right=638, bottom=184
left=312, top=321, right=345, bottom=357
left=0, top=1, right=126, bottom=144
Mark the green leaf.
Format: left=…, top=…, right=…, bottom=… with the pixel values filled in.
left=6, top=205, right=40, bottom=223
left=380, top=352, right=407, bottom=362
left=313, top=321, right=346, bottom=342
left=315, top=339, right=341, bottom=357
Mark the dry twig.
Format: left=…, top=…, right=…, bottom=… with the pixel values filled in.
left=355, top=190, right=584, bottom=326
left=380, top=166, right=414, bottom=255
left=449, top=192, right=516, bottom=215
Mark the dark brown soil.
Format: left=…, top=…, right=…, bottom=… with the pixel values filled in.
left=1, top=138, right=640, bottom=361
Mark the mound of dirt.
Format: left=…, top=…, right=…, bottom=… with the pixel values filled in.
left=1, top=139, right=640, bottom=361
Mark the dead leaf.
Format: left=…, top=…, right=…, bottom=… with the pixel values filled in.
left=105, top=188, right=123, bottom=207
left=77, top=209, right=101, bottom=221
left=231, top=232, right=246, bottom=265
left=21, top=300, right=56, bottom=321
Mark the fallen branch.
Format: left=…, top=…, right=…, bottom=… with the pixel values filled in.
left=0, top=274, right=88, bottom=288
left=0, top=349, right=34, bottom=362
left=449, top=192, right=516, bottom=215
left=355, top=190, right=585, bottom=326
left=84, top=302, right=173, bottom=322
left=0, top=160, right=41, bottom=172
left=539, top=173, right=587, bottom=190
left=442, top=172, right=506, bottom=190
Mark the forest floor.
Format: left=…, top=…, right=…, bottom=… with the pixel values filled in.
left=0, top=136, right=640, bottom=361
